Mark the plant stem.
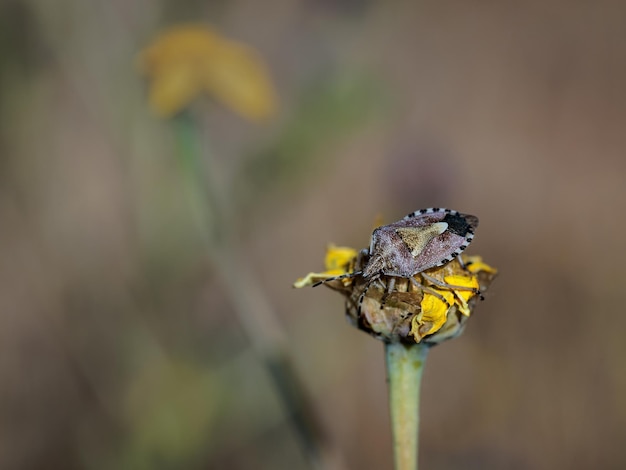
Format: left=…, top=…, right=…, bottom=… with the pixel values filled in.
left=385, top=342, right=429, bottom=470
left=173, top=112, right=330, bottom=469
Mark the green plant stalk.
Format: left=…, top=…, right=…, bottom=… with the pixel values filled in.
left=173, top=112, right=329, bottom=469
left=385, top=342, right=429, bottom=470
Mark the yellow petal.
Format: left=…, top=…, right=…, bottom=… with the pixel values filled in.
left=324, top=245, right=358, bottom=272
left=293, top=245, right=357, bottom=288
left=462, top=255, right=498, bottom=275
left=444, top=275, right=479, bottom=317
left=139, top=25, right=222, bottom=77
left=421, top=291, right=455, bottom=326
left=147, top=66, right=203, bottom=118
left=202, top=39, right=277, bottom=120
left=410, top=290, right=454, bottom=341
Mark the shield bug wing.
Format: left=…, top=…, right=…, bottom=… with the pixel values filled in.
left=394, top=208, right=479, bottom=272
left=395, top=223, right=448, bottom=258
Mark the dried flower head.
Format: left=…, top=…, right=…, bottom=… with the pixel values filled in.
left=295, top=245, right=496, bottom=345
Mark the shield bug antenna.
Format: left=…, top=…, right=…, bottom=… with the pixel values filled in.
left=311, top=270, right=362, bottom=288
left=314, top=208, right=482, bottom=313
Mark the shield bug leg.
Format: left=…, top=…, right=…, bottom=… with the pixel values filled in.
left=407, top=276, right=453, bottom=308
left=379, top=277, right=397, bottom=310
left=373, top=278, right=387, bottom=290
left=456, top=255, right=467, bottom=270
left=357, top=281, right=370, bottom=316
left=357, top=274, right=383, bottom=315
left=420, top=272, right=479, bottom=293
left=422, top=285, right=454, bottom=307
left=420, top=272, right=483, bottom=300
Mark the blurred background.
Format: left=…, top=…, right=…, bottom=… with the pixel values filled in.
left=1, top=1, right=626, bottom=469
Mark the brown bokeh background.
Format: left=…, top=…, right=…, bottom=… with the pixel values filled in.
left=1, top=1, right=625, bottom=469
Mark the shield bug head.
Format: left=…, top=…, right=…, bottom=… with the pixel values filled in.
left=313, top=208, right=479, bottom=312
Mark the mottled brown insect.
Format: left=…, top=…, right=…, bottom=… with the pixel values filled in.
left=313, top=208, right=479, bottom=311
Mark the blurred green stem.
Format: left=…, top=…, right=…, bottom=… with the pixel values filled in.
left=174, top=112, right=220, bottom=240
left=174, top=112, right=285, bottom=351
left=385, top=342, right=429, bottom=470
left=173, top=111, right=328, bottom=470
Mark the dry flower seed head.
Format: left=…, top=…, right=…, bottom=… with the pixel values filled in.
left=344, top=251, right=496, bottom=344
left=295, top=210, right=497, bottom=345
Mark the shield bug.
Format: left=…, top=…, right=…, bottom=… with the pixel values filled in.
left=313, top=208, right=480, bottom=311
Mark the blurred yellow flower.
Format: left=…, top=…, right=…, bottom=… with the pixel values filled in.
left=139, top=24, right=277, bottom=120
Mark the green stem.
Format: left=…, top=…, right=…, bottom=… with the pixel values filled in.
left=385, top=342, right=429, bottom=470
left=173, top=112, right=219, bottom=240
left=172, top=111, right=328, bottom=469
